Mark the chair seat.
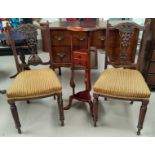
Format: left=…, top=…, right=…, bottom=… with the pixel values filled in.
left=7, top=68, right=62, bottom=100
left=93, top=68, right=151, bottom=99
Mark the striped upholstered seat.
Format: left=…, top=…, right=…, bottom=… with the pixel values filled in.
left=93, top=68, right=151, bottom=100
left=7, top=68, right=62, bottom=100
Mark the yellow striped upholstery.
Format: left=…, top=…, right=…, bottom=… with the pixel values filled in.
left=93, top=68, right=151, bottom=99
left=7, top=68, right=62, bottom=100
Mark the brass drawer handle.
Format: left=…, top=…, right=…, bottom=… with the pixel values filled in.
left=57, top=52, right=66, bottom=58
left=98, top=36, right=105, bottom=41
left=74, top=56, right=82, bottom=60
left=77, top=36, right=86, bottom=41
left=54, top=36, right=64, bottom=41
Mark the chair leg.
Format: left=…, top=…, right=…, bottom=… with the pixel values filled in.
left=10, top=73, right=19, bottom=79
left=26, top=100, right=30, bottom=104
left=130, top=101, right=133, bottom=105
left=58, top=67, right=61, bottom=76
left=93, top=94, right=99, bottom=127
left=0, top=90, right=6, bottom=94
left=137, top=100, right=149, bottom=136
left=104, top=53, right=108, bottom=70
left=53, top=95, right=56, bottom=100
left=57, top=93, right=65, bottom=126
left=88, top=101, right=94, bottom=117
left=9, top=102, right=21, bottom=134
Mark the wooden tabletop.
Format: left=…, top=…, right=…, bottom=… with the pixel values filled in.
left=48, top=20, right=107, bottom=30
left=45, top=20, right=133, bottom=30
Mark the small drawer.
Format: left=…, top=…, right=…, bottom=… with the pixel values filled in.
left=73, top=51, right=88, bottom=61
left=148, top=63, right=155, bottom=73
left=72, top=32, right=88, bottom=48
left=73, top=51, right=89, bottom=66
left=73, top=58, right=86, bottom=66
left=51, top=30, right=70, bottom=46
left=52, top=47, right=71, bottom=63
left=147, top=74, right=155, bottom=85
left=90, top=30, right=105, bottom=49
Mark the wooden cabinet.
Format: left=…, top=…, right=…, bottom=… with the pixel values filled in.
left=41, top=21, right=106, bottom=69
left=145, top=49, right=155, bottom=89
left=148, top=62, right=155, bottom=73
left=41, top=20, right=139, bottom=71
left=49, top=29, right=71, bottom=68
left=50, top=30, right=70, bottom=46
left=90, top=30, right=105, bottom=49
left=147, top=75, right=155, bottom=85
left=143, top=19, right=155, bottom=90
left=52, top=47, right=71, bottom=64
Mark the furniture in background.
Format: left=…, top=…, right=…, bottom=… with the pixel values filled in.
left=93, top=20, right=151, bottom=135
left=145, top=47, right=155, bottom=89
left=142, top=18, right=155, bottom=90
left=41, top=20, right=142, bottom=75
left=41, top=21, right=106, bottom=74
left=64, top=26, right=93, bottom=117
left=6, top=24, right=64, bottom=134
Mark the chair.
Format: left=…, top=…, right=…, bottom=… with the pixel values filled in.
left=93, top=20, right=151, bottom=135
left=6, top=24, right=64, bottom=134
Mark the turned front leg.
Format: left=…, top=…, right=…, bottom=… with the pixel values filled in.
left=88, top=101, right=94, bottom=117
left=57, top=93, right=65, bottom=126
left=137, top=100, right=149, bottom=135
left=9, top=102, right=21, bottom=134
left=93, top=94, right=99, bottom=127
left=70, top=67, right=75, bottom=95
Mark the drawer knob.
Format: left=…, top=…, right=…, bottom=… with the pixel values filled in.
left=57, top=52, right=66, bottom=58
left=98, top=36, right=105, bottom=41
left=55, top=36, right=64, bottom=41
left=78, top=36, right=86, bottom=41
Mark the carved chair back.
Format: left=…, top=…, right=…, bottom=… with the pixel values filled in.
left=105, top=20, right=150, bottom=70
left=7, top=24, right=52, bottom=73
